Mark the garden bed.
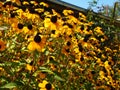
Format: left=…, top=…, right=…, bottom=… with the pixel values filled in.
left=0, top=0, right=120, bottom=90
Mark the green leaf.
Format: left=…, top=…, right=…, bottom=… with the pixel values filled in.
left=54, top=74, right=65, bottom=81
left=39, top=67, right=54, bottom=74
left=0, top=82, right=17, bottom=89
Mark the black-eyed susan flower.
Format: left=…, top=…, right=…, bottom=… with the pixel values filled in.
left=79, top=12, right=86, bottom=21
left=27, top=33, right=46, bottom=52
left=63, top=9, right=73, bottom=16
left=99, top=70, right=106, bottom=80
left=27, top=41, right=40, bottom=52
left=22, top=1, right=29, bottom=5
left=8, top=11, right=18, bottom=24
left=44, top=17, right=57, bottom=30
left=11, top=22, right=25, bottom=34
left=38, top=80, right=54, bottom=90
left=40, top=2, right=49, bottom=8
left=0, top=40, right=6, bottom=51
left=22, top=26, right=31, bottom=34
left=94, top=26, right=104, bottom=36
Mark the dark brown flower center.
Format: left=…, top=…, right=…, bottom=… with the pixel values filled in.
left=67, top=41, right=71, bottom=46
left=91, top=71, right=95, bottom=74
left=83, top=34, right=91, bottom=42
left=78, top=43, right=83, bottom=52
left=27, top=24, right=32, bottom=30
left=10, top=12, right=17, bottom=18
left=18, top=23, right=23, bottom=29
left=45, top=83, right=52, bottom=90
left=80, top=25, right=84, bottom=30
left=51, top=30, right=56, bottom=34
left=66, top=48, right=70, bottom=53
left=49, top=57, right=54, bottom=61
left=34, top=35, right=41, bottom=43
left=51, top=15, right=57, bottom=23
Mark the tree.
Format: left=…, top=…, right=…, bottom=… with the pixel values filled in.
left=88, top=0, right=120, bottom=20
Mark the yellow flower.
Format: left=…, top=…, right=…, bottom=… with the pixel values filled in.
left=30, top=1, right=38, bottom=6
left=0, top=40, right=6, bottom=51
left=79, top=12, right=86, bottom=21
left=99, top=71, right=107, bottom=80
left=67, top=15, right=79, bottom=25
left=22, top=25, right=34, bottom=34
left=27, top=41, right=39, bottom=51
left=96, top=58, right=103, bottom=66
left=101, top=54, right=106, bottom=59
left=40, top=2, right=49, bottom=7
left=44, top=18, right=57, bottom=30
left=94, top=26, right=104, bottom=35
left=38, top=80, right=54, bottom=90
left=22, top=1, right=29, bottom=5
left=63, top=9, right=73, bottom=16
left=0, top=67, right=4, bottom=71
left=26, top=64, right=33, bottom=71
left=104, top=61, right=111, bottom=69
left=27, top=33, right=46, bottom=52
left=104, top=47, right=112, bottom=52
left=11, top=22, right=24, bottom=34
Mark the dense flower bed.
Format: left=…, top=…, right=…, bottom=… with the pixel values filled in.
left=0, top=0, right=120, bottom=90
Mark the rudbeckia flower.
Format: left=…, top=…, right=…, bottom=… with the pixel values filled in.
left=40, top=2, right=49, bottom=7
left=63, top=9, right=73, bottom=16
left=44, top=17, right=57, bottom=30
left=0, top=40, right=6, bottom=51
left=30, top=1, right=38, bottom=6
left=22, top=26, right=30, bottom=34
left=99, top=71, right=106, bottom=80
left=27, top=33, right=46, bottom=52
left=38, top=80, right=54, bottom=90
left=94, top=26, right=104, bottom=36
left=79, top=12, right=86, bottom=21
left=22, top=1, right=29, bottom=5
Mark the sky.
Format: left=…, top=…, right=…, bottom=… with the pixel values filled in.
left=61, top=0, right=118, bottom=12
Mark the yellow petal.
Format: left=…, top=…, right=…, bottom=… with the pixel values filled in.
left=27, top=42, right=36, bottom=51
left=26, top=64, right=32, bottom=71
